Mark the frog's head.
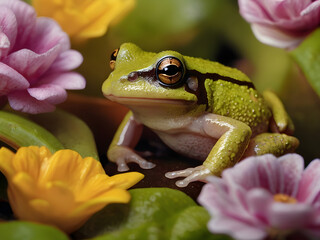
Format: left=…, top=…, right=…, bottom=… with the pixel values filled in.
left=102, top=43, right=198, bottom=108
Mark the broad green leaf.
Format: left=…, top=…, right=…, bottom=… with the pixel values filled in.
left=291, top=28, right=320, bottom=98
left=0, top=221, right=68, bottom=240
left=74, top=188, right=232, bottom=240
left=29, top=109, right=99, bottom=160
left=167, top=206, right=231, bottom=240
left=0, top=111, right=64, bottom=153
left=93, top=223, right=162, bottom=240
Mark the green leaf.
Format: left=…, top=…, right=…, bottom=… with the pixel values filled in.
left=0, top=111, right=64, bottom=153
left=29, top=109, right=99, bottom=160
left=291, top=28, right=320, bottom=98
left=74, top=188, right=232, bottom=240
left=93, top=223, right=162, bottom=240
left=167, top=206, right=231, bottom=240
left=0, top=221, right=68, bottom=240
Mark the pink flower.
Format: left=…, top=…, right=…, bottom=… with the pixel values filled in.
left=198, top=154, right=320, bottom=240
left=238, top=0, right=320, bottom=49
left=0, top=0, right=85, bottom=114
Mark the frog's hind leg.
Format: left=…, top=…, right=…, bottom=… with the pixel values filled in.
left=242, top=133, right=299, bottom=159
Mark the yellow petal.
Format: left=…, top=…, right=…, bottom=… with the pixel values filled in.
left=39, top=150, right=103, bottom=189
left=8, top=173, right=39, bottom=220
left=11, top=172, right=37, bottom=198
left=32, top=0, right=61, bottom=17
left=75, top=0, right=134, bottom=39
left=107, top=172, right=144, bottom=189
left=29, top=198, right=85, bottom=234
left=43, top=181, right=76, bottom=214
left=77, top=156, right=106, bottom=183
left=71, top=188, right=131, bottom=218
left=11, top=146, right=48, bottom=180
left=0, top=147, right=15, bottom=177
left=38, top=149, right=82, bottom=183
left=76, top=174, right=113, bottom=201
left=32, top=0, right=136, bottom=41
left=76, top=172, right=143, bottom=201
left=28, top=199, right=50, bottom=220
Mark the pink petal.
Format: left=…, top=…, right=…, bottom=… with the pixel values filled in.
left=27, top=84, right=67, bottom=104
left=0, top=6, right=17, bottom=57
left=0, top=0, right=36, bottom=51
left=297, top=159, right=320, bottom=204
left=247, top=188, right=273, bottom=224
left=223, top=154, right=281, bottom=193
left=208, top=216, right=267, bottom=240
left=277, top=154, right=304, bottom=197
left=199, top=180, right=267, bottom=239
left=0, top=62, right=29, bottom=95
left=227, top=184, right=260, bottom=222
left=239, top=0, right=274, bottom=24
left=301, top=1, right=320, bottom=16
left=198, top=177, right=231, bottom=216
left=0, top=31, right=10, bottom=59
left=239, top=0, right=320, bottom=48
left=268, top=202, right=314, bottom=229
left=38, top=72, right=86, bottom=90
left=305, top=211, right=320, bottom=237
left=262, top=0, right=311, bottom=20
left=8, top=90, right=55, bottom=114
left=199, top=177, right=258, bottom=224
left=3, top=47, right=61, bottom=83
left=26, top=17, right=69, bottom=54
left=251, top=23, right=304, bottom=49
left=46, top=50, right=83, bottom=73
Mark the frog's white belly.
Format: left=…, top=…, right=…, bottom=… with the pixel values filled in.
left=155, top=131, right=217, bottom=161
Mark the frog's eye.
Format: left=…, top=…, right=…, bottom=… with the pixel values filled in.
left=109, top=48, right=119, bottom=70
left=156, top=56, right=184, bottom=87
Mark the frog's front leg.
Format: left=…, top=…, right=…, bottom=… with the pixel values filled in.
left=165, top=114, right=252, bottom=187
left=107, top=111, right=156, bottom=171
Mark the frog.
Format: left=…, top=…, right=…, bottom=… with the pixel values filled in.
left=102, top=43, right=299, bottom=187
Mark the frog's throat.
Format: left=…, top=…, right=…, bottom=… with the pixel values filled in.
left=105, top=94, right=196, bottom=106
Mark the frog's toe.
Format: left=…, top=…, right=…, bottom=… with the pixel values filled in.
left=135, top=158, right=156, bottom=169
left=165, top=166, right=211, bottom=187
left=165, top=167, right=196, bottom=179
left=116, top=159, right=130, bottom=172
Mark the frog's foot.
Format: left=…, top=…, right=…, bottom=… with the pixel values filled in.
left=108, top=146, right=156, bottom=172
left=242, top=133, right=300, bottom=159
left=165, top=165, right=211, bottom=188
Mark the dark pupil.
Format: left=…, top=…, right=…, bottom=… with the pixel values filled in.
left=161, top=65, right=180, bottom=76
left=110, top=51, right=117, bottom=61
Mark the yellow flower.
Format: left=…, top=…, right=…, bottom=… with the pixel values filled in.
left=0, top=146, right=143, bottom=233
left=31, top=0, right=135, bottom=42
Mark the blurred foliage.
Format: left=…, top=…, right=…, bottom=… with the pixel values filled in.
left=76, top=0, right=290, bottom=96
left=0, top=221, right=68, bottom=240
left=291, top=29, right=320, bottom=98
left=74, top=188, right=232, bottom=240
left=75, top=0, right=320, bottom=161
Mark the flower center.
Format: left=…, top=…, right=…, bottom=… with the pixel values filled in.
left=273, top=194, right=297, bottom=204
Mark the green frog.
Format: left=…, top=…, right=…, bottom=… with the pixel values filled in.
left=102, top=43, right=299, bottom=187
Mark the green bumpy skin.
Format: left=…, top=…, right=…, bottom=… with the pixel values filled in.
left=102, top=43, right=299, bottom=186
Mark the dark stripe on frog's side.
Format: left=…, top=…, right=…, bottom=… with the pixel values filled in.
left=127, top=68, right=255, bottom=109
left=185, top=70, right=255, bottom=109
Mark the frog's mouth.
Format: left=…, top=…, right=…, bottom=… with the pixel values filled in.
left=104, top=94, right=196, bottom=106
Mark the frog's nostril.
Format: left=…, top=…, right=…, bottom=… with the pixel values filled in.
left=128, top=71, right=139, bottom=82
